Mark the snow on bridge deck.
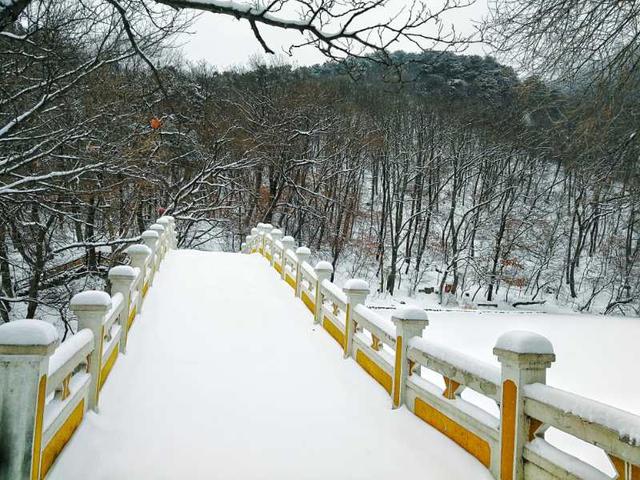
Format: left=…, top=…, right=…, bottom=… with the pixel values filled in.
left=48, top=250, right=493, bottom=480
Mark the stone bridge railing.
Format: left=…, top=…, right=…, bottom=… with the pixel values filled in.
left=0, top=216, right=176, bottom=480
left=244, top=223, right=640, bottom=480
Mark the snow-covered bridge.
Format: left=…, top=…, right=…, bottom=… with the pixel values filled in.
left=1, top=221, right=639, bottom=480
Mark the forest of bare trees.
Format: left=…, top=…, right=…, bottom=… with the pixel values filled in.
left=1, top=0, right=639, bottom=329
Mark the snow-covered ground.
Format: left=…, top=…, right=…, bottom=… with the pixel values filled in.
left=47, top=250, right=493, bottom=480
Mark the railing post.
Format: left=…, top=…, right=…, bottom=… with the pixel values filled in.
left=494, top=331, right=555, bottom=480
left=255, top=224, right=265, bottom=254
left=294, top=246, right=310, bottom=298
left=250, top=228, right=259, bottom=252
left=141, top=230, right=159, bottom=284
left=125, top=244, right=151, bottom=313
left=157, top=216, right=175, bottom=250
left=313, top=261, right=333, bottom=324
left=245, top=235, right=255, bottom=254
left=0, top=320, right=58, bottom=480
left=108, top=265, right=136, bottom=353
left=391, top=307, right=428, bottom=409
left=70, top=291, right=111, bottom=412
left=343, top=279, right=369, bottom=359
left=167, top=216, right=177, bottom=248
left=270, top=229, right=283, bottom=267
left=281, top=236, right=295, bottom=280
left=149, top=223, right=166, bottom=261
left=261, top=224, right=273, bottom=255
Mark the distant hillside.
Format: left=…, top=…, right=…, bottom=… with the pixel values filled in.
left=305, top=50, right=520, bottom=101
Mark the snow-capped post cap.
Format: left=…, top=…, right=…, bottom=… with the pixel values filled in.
left=156, top=217, right=170, bottom=226
left=392, top=306, right=428, bottom=322
left=271, top=229, right=283, bottom=241
left=70, top=291, right=112, bottom=313
left=141, top=230, right=159, bottom=240
left=108, top=265, right=136, bottom=280
left=251, top=227, right=259, bottom=236
left=493, top=330, right=556, bottom=366
left=0, top=319, right=59, bottom=355
left=391, top=307, right=429, bottom=345
left=314, top=261, right=333, bottom=274
left=125, top=244, right=152, bottom=257
left=149, top=223, right=165, bottom=233
left=282, top=236, right=295, bottom=250
left=343, top=279, right=369, bottom=307
left=344, top=279, right=369, bottom=292
left=296, top=246, right=311, bottom=261
left=141, top=230, right=159, bottom=251
left=263, top=224, right=274, bottom=233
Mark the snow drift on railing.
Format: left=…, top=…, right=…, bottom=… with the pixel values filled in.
left=526, top=439, right=610, bottom=480
left=301, top=261, right=317, bottom=281
left=409, top=337, right=501, bottom=385
left=321, top=279, right=347, bottom=305
left=525, top=383, right=640, bottom=446
left=104, top=292, right=124, bottom=327
left=48, top=329, right=94, bottom=378
left=353, top=304, right=395, bottom=339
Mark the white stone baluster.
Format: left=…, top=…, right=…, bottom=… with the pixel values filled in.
left=108, top=265, right=136, bottom=353
left=391, top=307, right=428, bottom=409
left=141, top=230, right=159, bottom=285
left=70, top=291, right=111, bottom=411
left=262, top=223, right=273, bottom=256
left=157, top=216, right=175, bottom=250
left=125, top=244, right=151, bottom=313
left=250, top=228, right=259, bottom=252
left=281, top=236, right=296, bottom=281
left=294, top=246, right=310, bottom=298
left=343, top=279, right=370, bottom=359
left=313, top=261, right=333, bottom=324
left=494, top=331, right=555, bottom=480
left=149, top=223, right=166, bottom=261
left=270, top=229, right=283, bottom=267
left=163, top=216, right=177, bottom=248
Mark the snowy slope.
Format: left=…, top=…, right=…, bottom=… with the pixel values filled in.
left=47, top=250, right=493, bottom=480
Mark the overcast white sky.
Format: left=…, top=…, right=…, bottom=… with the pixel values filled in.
left=176, top=0, right=491, bottom=71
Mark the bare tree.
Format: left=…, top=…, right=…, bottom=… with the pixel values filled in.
left=488, top=0, right=640, bottom=84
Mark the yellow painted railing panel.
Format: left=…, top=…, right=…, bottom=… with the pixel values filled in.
left=142, top=281, right=150, bottom=298
left=32, top=375, right=46, bottom=480
left=285, top=274, right=296, bottom=289
left=393, top=336, right=403, bottom=407
left=610, top=455, right=640, bottom=480
left=414, top=397, right=491, bottom=469
left=355, top=349, right=392, bottom=394
left=128, top=305, right=137, bottom=330
left=500, top=380, right=517, bottom=479
left=301, top=291, right=315, bottom=313
left=99, top=343, right=119, bottom=391
left=323, top=316, right=345, bottom=348
left=274, top=262, right=283, bottom=274
left=40, top=399, right=85, bottom=479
